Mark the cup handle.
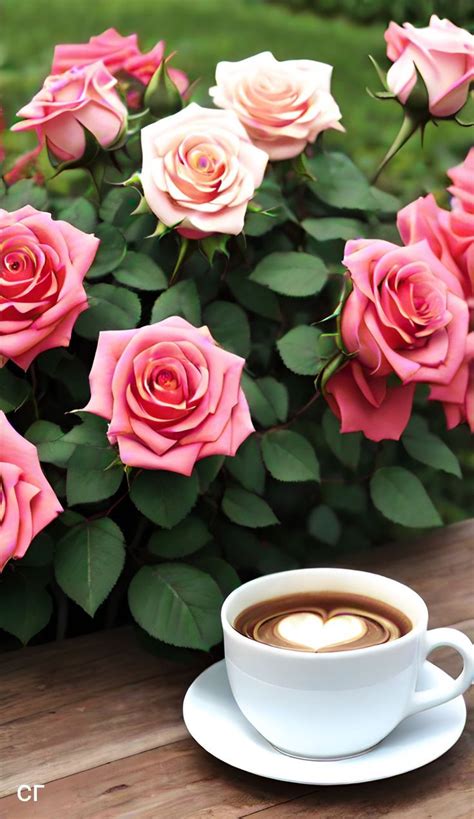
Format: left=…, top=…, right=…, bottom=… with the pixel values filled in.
left=405, top=627, right=473, bottom=718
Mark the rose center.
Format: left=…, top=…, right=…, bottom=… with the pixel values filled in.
left=188, top=148, right=217, bottom=175
left=157, top=368, right=178, bottom=391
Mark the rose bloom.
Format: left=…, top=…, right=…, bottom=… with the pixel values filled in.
left=325, top=360, right=416, bottom=442
left=325, top=238, right=469, bottom=440
left=140, top=103, right=268, bottom=238
left=0, top=206, right=99, bottom=370
left=209, top=51, right=344, bottom=161
left=12, top=61, right=127, bottom=163
left=52, top=28, right=188, bottom=101
left=385, top=15, right=474, bottom=118
left=447, top=147, right=474, bottom=213
left=83, top=316, right=254, bottom=474
left=0, top=412, right=62, bottom=570
left=397, top=194, right=473, bottom=303
left=430, top=332, right=474, bottom=432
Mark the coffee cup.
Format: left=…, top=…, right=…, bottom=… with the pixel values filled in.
left=221, top=568, right=473, bottom=759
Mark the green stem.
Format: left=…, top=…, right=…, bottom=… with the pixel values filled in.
left=371, top=114, right=421, bottom=185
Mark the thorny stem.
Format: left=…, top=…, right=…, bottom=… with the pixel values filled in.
left=371, top=113, right=422, bottom=185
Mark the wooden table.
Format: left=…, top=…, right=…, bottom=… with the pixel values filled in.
left=0, top=521, right=472, bottom=818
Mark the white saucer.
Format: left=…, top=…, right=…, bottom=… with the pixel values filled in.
left=183, top=660, right=467, bottom=785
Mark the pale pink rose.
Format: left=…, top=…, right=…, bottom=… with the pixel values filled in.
left=83, top=316, right=254, bottom=474
left=0, top=206, right=99, bottom=370
left=0, top=412, right=62, bottom=570
left=325, top=360, right=415, bottom=441
left=340, top=238, right=469, bottom=387
left=140, top=103, right=268, bottom=238
left=430, top=332, right=474, bottom=431
left=385, top=15, right=474, bottom=118
left=12, top=62, right=127, bottom=163
left=209, top=52, right=344, bottom=161
left=397, top=194, right=473, bottom=302
left=51, top=28, right=189, bottom=105
left=447, top=147, right=474, bottom=213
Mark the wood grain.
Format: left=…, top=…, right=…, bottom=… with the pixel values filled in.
left=0, top=520, right=472, bottom=817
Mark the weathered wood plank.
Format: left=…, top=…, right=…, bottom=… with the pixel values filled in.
left=343, top=519, right=474, bottom=628
left=0, top=520, right=471, bottom=816
left=0, top=739, right=312, bottom=819
left=1, top=621, right=471, bottom=818
left=0, top=627, right=179, bottom=725
left=0, top=666, right=197, bottom=799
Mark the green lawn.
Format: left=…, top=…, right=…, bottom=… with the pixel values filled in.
left=1, top=0, right=472, bottom=197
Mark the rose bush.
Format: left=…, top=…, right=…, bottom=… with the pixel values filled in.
left=0, top=18, right=472, bottom=651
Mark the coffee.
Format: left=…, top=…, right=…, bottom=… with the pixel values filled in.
left=234, top=591, right=412, bottom=653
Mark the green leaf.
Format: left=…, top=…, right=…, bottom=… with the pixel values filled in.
left=203, top=301, right=250, bottom=358
left=66, top=446, right=124, bottom=506
left=58, top=198, right=97, bottom=233
left=402, top=419, right=461, bottom=478
left=55, top=519, right=126, bottom=616
left=370, top=467, right=442, bottom=528
left=0, top=574, right=52, bottom=644
left=0, top=366, right=31, bottom=412
left=63, top=413, right=109, bottom=447
left=148, top=516, right=211, bottom=558
left=75, top=284, right=141, bottom=339
left=193, top=556, right=240, bottom=597
left=302, top=217, right=366, bottom=242
left=262, top=430, right=320, bottom=482
left=307, top=504, right=341, bottom=545
left=227, top=273, right=281, bottom=321
left=226, top=435, right=265, bottom=494
left=87, top=224, right=126, bottom=280
left=130, top=470, right=199, bottom=529
left=113, top=251, right=168, bottom=291
left=195, top=455, right=225, bottom=493
left=222, top=487, right=278, bottom=528
left=99, top=186, right=140, bottom=225
left=19, top=532, right=54, bottom=567
left=151, top=280, right=201, bottom=325
left=0, top=179, right=48, bottom=212
left=26, top=421, right=74, bottom=467
left=241, top=373, right=288, bottom=427
left=308, top=152, right=374, bottom=210
left=277, top=325, right=321, bottom=375
left=128, top=563, right=223, bottom=650
left=322, top=409, right=361, bottom=471
left=250, top=252, right=327, bottom=297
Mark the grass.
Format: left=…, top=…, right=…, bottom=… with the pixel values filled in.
left=1, top=0, right=472, bottom=198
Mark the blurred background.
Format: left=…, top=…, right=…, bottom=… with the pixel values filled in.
left=2, top=0, right=473, bottom=200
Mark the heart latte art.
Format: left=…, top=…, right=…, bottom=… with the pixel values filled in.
left=234, top=592, right=411, bottom=652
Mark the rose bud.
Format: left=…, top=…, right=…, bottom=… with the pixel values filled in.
left=12, top=61, right=128, bottom=164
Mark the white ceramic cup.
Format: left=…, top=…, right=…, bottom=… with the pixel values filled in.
left=221, top=568, right=473, bottom=759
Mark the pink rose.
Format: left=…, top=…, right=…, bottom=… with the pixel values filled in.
left=447, top=147, right=474, bottom=213
left=209, top=52, right=344, bottom=161
left=325, top=360, right=415, bottom=441
left=397, top=194, right=473, bottom=302
left=52, top=28, right=139, bottom=75
left=12, top=62, right=127, bottom=163
left=0, top=412, right=62, bottom=570
left=140, top=103, right=268, bottom=238
left=51, top=28, right=188, bottom=102
left=340, top=238, right=469, bottom=388
left=0, top=206, right=99, bottom=370
left=430, top=332, right=474, bottom=431
left=385, top=15, right=474, bottom=118
left=83, top=316, right=254, bottom=474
